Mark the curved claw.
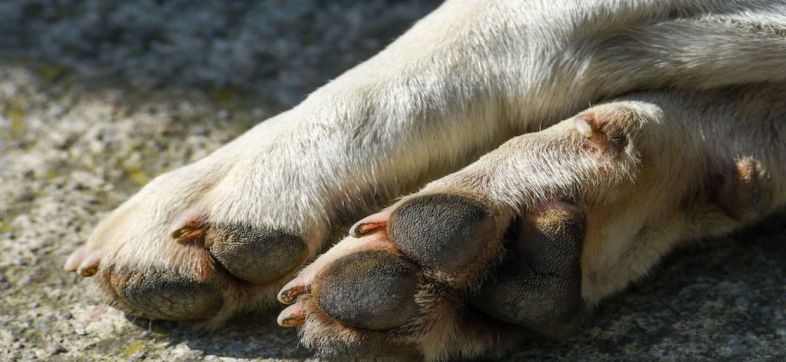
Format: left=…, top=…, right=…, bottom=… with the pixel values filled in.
left=64, top=245, right=88, bottom=272
left=278, top=282, right=309, bottom=305
left=349, top=204, right=398, bottom=237
left=77, top=251, right=102, bottom=277
left=65, top=246, right=102, bottom=277
left=277, top=303, right=306, bottom=327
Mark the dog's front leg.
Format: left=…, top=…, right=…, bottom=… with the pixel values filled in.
left=62, top=0, right=539, bottom=324
left=64, top=0, right=786, bottom=324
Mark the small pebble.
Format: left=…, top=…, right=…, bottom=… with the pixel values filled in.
left=45, top=339, right=67, bottom=356
left=128, top=351, right=147, bottom=360
left=16, top=192, right=34, bottom=202
left=17, top=274, right=32, bottom=285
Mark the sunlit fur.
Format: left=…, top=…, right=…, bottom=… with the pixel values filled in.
left=70, top=0, right=786, bottom=333
left=292, top=85, right=786, bottom=360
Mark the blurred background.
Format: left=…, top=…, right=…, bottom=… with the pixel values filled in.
left=0, top=0, right=441, bottom=105
left=0, top=1, right=784, bottom=360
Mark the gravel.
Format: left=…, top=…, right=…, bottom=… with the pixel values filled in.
left=1, top=1, right=784, bottom=361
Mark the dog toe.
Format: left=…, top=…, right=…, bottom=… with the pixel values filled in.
left=206, top=224, right=308, bottom=285
left=312, top=250, right=421, bottom=330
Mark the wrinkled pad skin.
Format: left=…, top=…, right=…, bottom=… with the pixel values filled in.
left=108, top=267, right=223, bottom=321
left=103, top=224, right=307, bottom=322
left=313, top=250, right=421, bottom=330
left=471, top=204, right=588, bottom=339
left=388, top=194, right=495, bottom=275
left=207, top=224, right=307, bottom=285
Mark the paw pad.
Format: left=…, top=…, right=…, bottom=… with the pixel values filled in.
left=389, top=194, right=498, bottom=279
left=313, top=250, right=420, bottom=330
left=206, top=224, right=307, bottom=285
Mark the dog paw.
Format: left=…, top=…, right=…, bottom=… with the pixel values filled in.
left=277, top=91, right=783, bottom=359
left=62, top=114, right=383, bottom=324
left=277, top=196, right=588, bottom=360
left=63, top=160, right=317, bottom=323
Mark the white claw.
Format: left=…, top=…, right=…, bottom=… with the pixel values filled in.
left=77, top=252, right=102, bottom=277
left=277, top=303, right=306, bottom=327
left=574, top=116, right=594, bottom=138
left=64, top=245, right=88, bottom=272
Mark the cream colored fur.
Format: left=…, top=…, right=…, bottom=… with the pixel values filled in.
left=292, top=85, right=786, bottom=360
left=70, top=0, right=786, bottom=335
left=419, top=86, right=786, bottom=305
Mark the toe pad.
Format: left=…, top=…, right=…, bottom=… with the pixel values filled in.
left=207, top=224, right=307, bottom=285
left=389, top=194, right=496, bottom=276
left=313, top=251, right=420, bottom=330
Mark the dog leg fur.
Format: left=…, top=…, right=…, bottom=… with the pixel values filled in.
left=66, top=0, right=786, bottom=324
left=280, top=84, right=786, bottom=360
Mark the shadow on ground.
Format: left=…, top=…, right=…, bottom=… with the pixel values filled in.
left=129, top=314, right=312, bottom=360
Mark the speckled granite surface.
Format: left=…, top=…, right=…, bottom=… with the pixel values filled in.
left=0, top=1, right=784, bottom=361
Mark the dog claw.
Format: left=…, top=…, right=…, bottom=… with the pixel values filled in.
left=65, top=246, right=102, bottom=277
left=277, top=303, right=306, bottom=327
left=573, top=114, right=594, bottom=138
left=64, top=245, right=88, bottom=272
left=171, top=225, right=206, bottom=244
left=77, top=252, right=101, bottom=277
left=278, top=282, right=309, bottom=305
left=349, top=206, right=395, bottom=237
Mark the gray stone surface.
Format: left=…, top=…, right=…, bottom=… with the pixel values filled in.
left=0, top=1, right=783, bottom=361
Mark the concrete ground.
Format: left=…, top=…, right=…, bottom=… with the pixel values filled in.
left=1, top=1, right=784, bottom=361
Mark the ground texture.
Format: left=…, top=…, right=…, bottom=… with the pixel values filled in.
left=0, top=1, right=784, bottom=361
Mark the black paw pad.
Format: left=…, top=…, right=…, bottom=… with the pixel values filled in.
left=516, top=204, right=585, bottom=276
left=388, top=194, right=496, bottom=275
left=111, top=268, right=223, bottom=321
left=470, top=203, right=587, bottom=339
left=206, top=224, right=307, bottom=285
left=313, top=251, right=420, bottom=330
left=717, top=157, right=771, bottom=221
